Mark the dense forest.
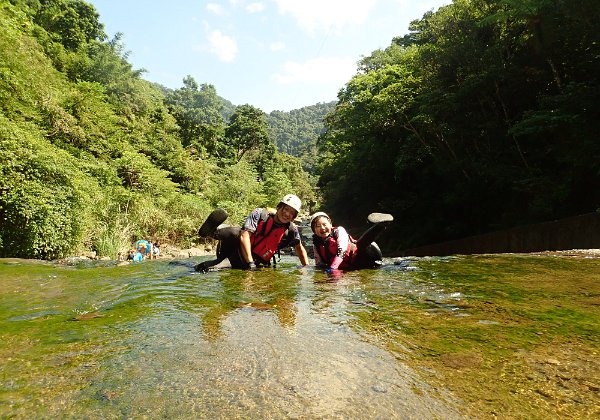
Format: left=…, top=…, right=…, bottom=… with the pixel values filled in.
left=1, top=0, right=599, bottom=260
left=318, top=0, right=600, bottom=251
left=0, top=0, right=316, bottom=259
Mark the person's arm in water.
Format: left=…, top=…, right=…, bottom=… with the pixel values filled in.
left=327, top=226, right=350, bottom=270
left=239, top=230, right=254, bottom=265
left=238, top=208, right=263, bottom=267
left=295, top=242, right=309, bottom=266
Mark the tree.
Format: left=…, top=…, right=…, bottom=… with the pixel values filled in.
left=165, top=76, right=226, bottom=157
left=1, top=0, right=318, bottom=259
left=224, top=104, right=270, bottom=162
left=33, top=0, right=106, bottom=50
left=318, top=0, right=600, bottom=250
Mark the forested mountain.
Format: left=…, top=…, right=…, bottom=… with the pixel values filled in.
left=0, top=0, right=314, bottom=259
left=267, top=102, right=335, bottom=175
left=318, top=0, right=600, bottom=251
left=268, top=102, right=334, bottom=157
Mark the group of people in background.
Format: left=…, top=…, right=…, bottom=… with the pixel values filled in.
left=195, top=193, right=393, bottom=275
left=118, top=239, right=161, bottom=262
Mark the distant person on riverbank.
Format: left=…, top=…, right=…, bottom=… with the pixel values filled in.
left=310, top=211, right=393, bottom=273
left=135, top=239, right=152, bottom=260
left=195, top=194, right=309, bottom=272
left=153, top=241, right=161, bottom=259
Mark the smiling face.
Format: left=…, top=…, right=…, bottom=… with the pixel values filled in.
left=275, top=203, right=298, bottom=224
left=312, top=216, right=332, bottom=239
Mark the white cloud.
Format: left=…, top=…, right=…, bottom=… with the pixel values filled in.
left=246, top=2, right=265, bottom=13
left=269, top=41, right=285, bottom=51
left=390, top=0, right=448, bottom=11
left=208, top=30, right=238, bottom=62
left=272, top=0, right=377, bottom=33
left=206, top=3, right=226, bottom=15
left=273, top=57, right=356, bottom=85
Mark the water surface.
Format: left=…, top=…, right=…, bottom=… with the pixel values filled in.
left=1, top=254, right=598, bottom=418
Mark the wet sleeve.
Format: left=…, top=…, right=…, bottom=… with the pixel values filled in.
left=329, top=256, right=344, bottom=270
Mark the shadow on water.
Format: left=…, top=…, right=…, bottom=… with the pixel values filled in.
left=1, top=254, right=599, bottom=418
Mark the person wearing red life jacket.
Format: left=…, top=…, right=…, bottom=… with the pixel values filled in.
left=310, top=211, right=393, bottom=273
left=195, top=194, right=309, bottom=272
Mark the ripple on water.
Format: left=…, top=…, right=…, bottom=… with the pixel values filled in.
left=0, top=256, right=467, bottom=418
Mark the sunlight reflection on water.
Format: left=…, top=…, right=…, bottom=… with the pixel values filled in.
left=0, top=257, right=464, bottom=418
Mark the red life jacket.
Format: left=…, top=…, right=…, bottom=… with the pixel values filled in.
left=250, top=211, right=290, bottom=263
left=313, top=227, right=357, bottom=269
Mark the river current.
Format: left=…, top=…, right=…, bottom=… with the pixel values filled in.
left=1, top=253, right=598, bottom=418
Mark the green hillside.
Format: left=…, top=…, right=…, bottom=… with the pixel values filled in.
left=267, top=101, right=335, bottom=174
left=0, top=0, right=315, bottom=259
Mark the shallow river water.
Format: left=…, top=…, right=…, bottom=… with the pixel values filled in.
left=1, top=253, right=598, bottom=418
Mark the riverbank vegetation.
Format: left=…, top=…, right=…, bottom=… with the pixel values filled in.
left=318, top=0, right=599, bottom=251
left=0, top=0, right=315, bottom=259
left=1, top=0, right=598, bottom=260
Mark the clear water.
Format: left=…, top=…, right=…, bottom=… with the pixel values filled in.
left=1, top=254, right=599, bottom=418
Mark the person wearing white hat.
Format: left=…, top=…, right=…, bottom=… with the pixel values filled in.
left=196, top=194, right=309, bottom=271
left=310, top=211, right=393, bottom=273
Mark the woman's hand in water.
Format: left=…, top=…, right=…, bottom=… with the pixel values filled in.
left=325, top=267, right=343, bottom=279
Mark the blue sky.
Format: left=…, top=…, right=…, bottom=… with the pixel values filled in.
left=90, top=0, right=448, bottom=113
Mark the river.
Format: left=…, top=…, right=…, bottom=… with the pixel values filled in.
left=1, top=253, right=598, bottom=418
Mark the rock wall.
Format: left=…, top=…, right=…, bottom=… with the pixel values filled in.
left=400, top=212, right=600, bottom=257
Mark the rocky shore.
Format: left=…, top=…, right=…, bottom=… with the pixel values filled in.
left=61, top=241, right=219, bottom=264
left=63, top=244, right=600, bottom=265
left=531, top=248, right=600, bottom=257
